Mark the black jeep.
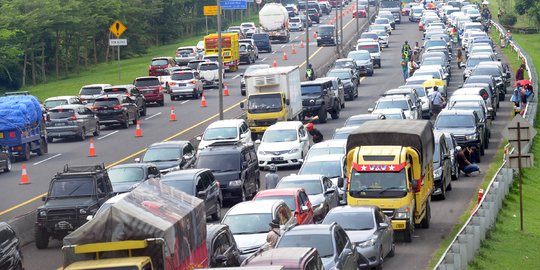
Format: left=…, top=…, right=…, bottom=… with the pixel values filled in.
left=300, top=79, right=341, bottom=123
left=35, top=164, right=113, bottom=249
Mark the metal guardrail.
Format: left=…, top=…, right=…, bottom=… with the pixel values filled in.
left=434, top=20, right=537, bottom=269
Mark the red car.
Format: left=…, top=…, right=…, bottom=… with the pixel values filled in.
left=133, top=76, right=165, bottom=106
left=353, top=5, right=367, bottom=18
left=148, top=57, right=176, bottom=76
left=253, top=188, right=314, bottom=225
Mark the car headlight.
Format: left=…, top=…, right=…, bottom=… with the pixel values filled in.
left=434, top=167, right=442, bottom=178
left=229, top=180, right=242, bottom=186
left=258, top=150, right=268, bottom=155
left=466, top=133, right=478, bottom=140
left=39, top=210, right=47, bottom=217
left=288, top=148, right=299, bottom=154
left=79, top=208, right=87, bottom=215
left=394, top=206, right=411, bottom=219
left=358, top=237, right=377, bottom=248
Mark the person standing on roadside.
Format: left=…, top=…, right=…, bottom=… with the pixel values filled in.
left=265, top=164, right=279, bottom=189
left=408, top=58, right=418, bottom=77
left=456, top=48, right=463, bottom=69
left=430, top=86, right=444, bottom=118
left=515, top=64, right=525, bottom=81
left=400, top=54, right=409, bottom=81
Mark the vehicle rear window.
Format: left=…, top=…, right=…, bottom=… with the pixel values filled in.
left=80, top=87, right=102, bottom=95
left=134, top=78, right=160, bottom=87
left=49, top=109, right=75, bottom=119
left=103, top=88, right=128, bottom=94
left=171, top=73, right=194, bottom=80
left=44, top=99, right=68, bottom=108
left=151, top=59, right=168, bottom=66
left=360, top=33, right=378, bottom=40
left=357, top=44, right=379, bottom=53
left=94, top=99, right=120, bottom=106
left=197, top=153, right=240, bottom=173
left=252, top=34, right=269, bottom=41
left=199, top=64, right=218, bottom=71
left=290, top=18, right=300, bottom=23
left=177, top=49, right=194, bottom=55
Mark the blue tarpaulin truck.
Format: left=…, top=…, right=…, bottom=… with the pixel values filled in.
left=0, top=95, right=48, bottom=161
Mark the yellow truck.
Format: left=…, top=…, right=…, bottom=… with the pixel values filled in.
left=345, top=120, right=434, bottom=242
left=204, top=32, right=239, bottom=71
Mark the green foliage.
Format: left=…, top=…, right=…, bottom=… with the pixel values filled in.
left=499, top=13, right=518, bottom=26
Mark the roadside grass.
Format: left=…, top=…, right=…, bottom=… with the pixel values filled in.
left=20, top=15, right=259, bottom=101
left=488, top=0, right=536, bottom=29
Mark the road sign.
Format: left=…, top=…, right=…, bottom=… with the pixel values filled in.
left=221, top=0, right=247, bottom=9
left=109, top=20, right=127, bottom=38
left=204, top=5, right=222, bottom=16
left=502, top=115, right=537, bottom=150
left=109, top=39, right=127, bottom=46
left=508, top=153, right=534, bottom=168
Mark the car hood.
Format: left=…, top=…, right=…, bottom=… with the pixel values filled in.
left=213, top=171, right=241, bottom=183
left=233, top=233, right=268, bottom=251
left=152, top=161, right=180, bottom=171
left=259, top=141, right=300, bottom=152
left=346, top=230, right=375, bottom=243
left=355, top=59, right=372, bottom=66
left=44, top=197, right=98, bottom=208
left=435, top=127, right=476, bottom=135
left=308, top=194, right=325, bottom=206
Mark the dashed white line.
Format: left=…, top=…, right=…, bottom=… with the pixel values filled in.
left=231, top=74, right=241, bottom=80
left=181, top=100, right=189, bottom=104
left=295, top=36, right=299, bottom=40
left=33, top=153, right=62, bottom=165
left=144, top=112, right=162, bottom=120
left=272, top=51, right=276, bottom=54
left=262, top=57, right=267, bottom=61
left=280, top=44, right=286, bottom=48
left=97, top=130, right=119, bottom=140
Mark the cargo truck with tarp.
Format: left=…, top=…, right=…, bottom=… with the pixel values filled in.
left=62, top=178, right=208, bottom=270
left=345, top=120, right=434, bottom=242
left=0, top=95, right=48, bottom=161
left=204, top=32, right=240, bottom=72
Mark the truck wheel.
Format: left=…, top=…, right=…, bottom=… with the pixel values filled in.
left=34, top=227, right=49, bottom=249
left=420, top=201, right=431, bottom=228
left=330, top=107, right=340, bottom=120
left=132, top=115, right=138, bottom=125
left=159, top=100, right=165, bottom=107
left=403, top=218, right=414, bottom=242
left=141, top=106, right=147, bottom=117
left=36, top=139, right=47, bottom=156
left=3, top=157, right=11, bottom=172
left=23, top=143, right=31, bottom=161
left=480, top=143, right=485, bottom=155
left=476, top=151, right=481, bottom=163
left=318, top=107, right=327, bottom=123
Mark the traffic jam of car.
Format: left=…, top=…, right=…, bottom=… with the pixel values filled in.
left=0, top=1, right=510, bottom=270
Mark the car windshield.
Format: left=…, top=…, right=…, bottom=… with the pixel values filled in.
left=44, top=99, right=68, bottom=108
left=452, top=105, right=485, bottom=119
left=335, top=61, right=354, bottom=69
left=172, top=73, right=194, bottom=80
left=349, top=170, right=407, bottom=194
left=299, top=161, right=342, bottom=178
left=345, top=118, right=372, bottom=127
left=422, top=58, right=443, bottom=66
left=263, top=129, right=297, bottom=142
left=472, top=68, right=497, bottom=76
left=50, top=179, right=94, bottom=197
left=80, top=87, right=102, bottom=95
left=301, top=85, right=323, bottom=95
left=278, top=180, right=322, bottom=195
left=425, top=40, right=447, bottom=48
left=323, top=212, right=375, bottom=230
left=375, top=19, right=388, bottom=24
left=415, top=70, right=440, bottom=79
left=435, top=115, right=475, bottom=128
left=203, top=127, right=238, bottom=140
left=467, top=58, right=489, bottom=67
left=306, top=147, right=344, bottom=159
left=467, top=9, right=480, bottom=15
left=135, top=79, right=159, bottom=87
left=382, top=112, right=404, bottom=119
left=197, top=154, right=240, bottom=173
left=49, top=109, right=75, bottom=119
left=277, top=234, right=334, bottom=258
left=360, top=33, right=378, bottom=40
left=256, top=196, right=296, bottom=211
left=348, top=51, right=370, bottom=61
left=160, top=180, right=194, bottom=195
left=248, top=94, right=283, bottom=113
left=376, top=100, right=409, bottom=110
left=108, top=167, right=145, bottom=183
left=319, top=27, right=334, bottom=35
left=199, top=64, right=218, bottom=71
left=143, top=148, right=181, bottom=162
left=333, top=129, right=353, bottom=140
left=151, top=59, right=168, bottom=66
left=369, top=25, right=386, bottom=32
left=357, top=44, right=379, bottom=53
left=94, top=99, right=120, bottom=107
left=326, top=70, right=351, bottom=80
left=223, top=213, right=273, bottom=234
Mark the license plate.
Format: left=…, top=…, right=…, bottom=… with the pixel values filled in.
left=271, top=157, right=283, bottom=161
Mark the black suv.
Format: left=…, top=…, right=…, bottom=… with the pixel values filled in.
left=138, top=140, right=197, bottom=174
left=195, top=141, right=259, bottom=203
left=92, top=94, right=139, bottom=128
left=207, top=224, right=241, bottom=267
left=434, top=110, right=485, bottom=162
left=103, top=85, right=147, bottom=116
left=35, top=164, right=113, bottom=249
left=0, top=222, right=24, bottom=270
left=300, top=79, right=341, bottom=123
left=160, top=168, right=222, bottom=220
left=317, top=25, right=337, bottom=47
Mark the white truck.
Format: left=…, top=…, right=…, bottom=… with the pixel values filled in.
left=241, top=66, right=302, bottom=137
left=259, top=3, right=290, bottom=43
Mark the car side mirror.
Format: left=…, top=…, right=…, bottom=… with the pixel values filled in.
left=197, top=191, right=207, bottom=199
left=411, top=180, right=419, bottom=191
left=301, top=205, right=309, bottom=213
left=240, top=102, right=245, bottom=109
left=215, top=255, right=228, bottom=264
left=337, top=177, right=344, bottom=188
left=341, top=248, right=353, bottom=257
left=368, top=108, right=374, bottom=113
left=285, top=99, right=290, bottom=106
left=325, top=188, right=336, bottom=195
left=134, top=158, right=141, bottom=163
left=196, top=136, right=202, bottom=141
left=86, top=215, right=94, bottom=221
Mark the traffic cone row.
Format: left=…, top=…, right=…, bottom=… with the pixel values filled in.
left=201, top=94, right=207, bottom=107
left=20, top=164, right=30, bottom=185
left=300, top=40, right=305, bottom=48
left=283, top=50, right=288, bottom=60
left=88, top=138, right=96, bottom=157
left=135, top=120, right=143, bottom=137
left=273, top=57, right=277, bottom=68
left=313, top=32, right=317, bottom=39
left=170, top=106, right=177, bottom=121
left=224, top=83, right=229, bottom=96
left=292, top=44, right=296, bottom=54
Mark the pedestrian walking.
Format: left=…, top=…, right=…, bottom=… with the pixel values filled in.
left=515, top=64, right=525, bottom=81
left=430, top=86, right=445, bottom=118
left=400, top=54, right=408, bottom=81
left=265, top=164, right=279, bottom=189
left=408, top=58, right=418, bottom=77
left=456, top=48, right=463, bottom=69
left=266, top=218, right=281, bottom=248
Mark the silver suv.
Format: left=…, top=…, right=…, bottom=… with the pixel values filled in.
left=168, top=71, right=203, bottom=100
left=46, top=104, right=100, bottom=142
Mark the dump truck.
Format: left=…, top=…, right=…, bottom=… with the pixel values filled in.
left=259, top=3, right=290, bottom=43
left=62, top=178, right=208, bottom=270
left=0, top=95, right=48, bottom=161
left=345, top=120, right=434, bottom=242
left=204, top=32, right=240, bottom=72
left=240, top=66, right=302, bottom=137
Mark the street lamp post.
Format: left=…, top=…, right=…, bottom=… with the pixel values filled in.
left=217, top=0, right=224, bottom=120
left=356, top=0, right=359, bottom=35
left=335, top=1, right=339, bottom=56
left=306, top=0, right=310, bottom=69
left=340, top=0, right=343, bottom=53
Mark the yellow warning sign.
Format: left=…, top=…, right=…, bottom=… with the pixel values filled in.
left=109, top=20, right=127, bottom=38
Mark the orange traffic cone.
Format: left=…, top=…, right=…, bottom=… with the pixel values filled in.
left=283, top=50, right=288, bottom=60
left=169, top=106, right=177, bottom=121
left=200, top=94, right=207, bottom=107
left=313, top=32, right=317, bottom=39
left=292, top=45, right=297, bottom=54
left=224, top=83, right=229, bottom=96
left=300, top=40, right=305, bottom=48
left=19, top=164, right=30, bottom=185
left=88, top=138, right=96, bottom=157
left=135, top=120, right=143, bottom=137
left=273, top=57, right=277, bottom=67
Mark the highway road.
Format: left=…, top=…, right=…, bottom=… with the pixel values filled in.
left=6, top=3, right=513, bottom=270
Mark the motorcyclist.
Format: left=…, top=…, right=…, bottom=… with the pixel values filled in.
left=306, top=64, right=316, bottom=81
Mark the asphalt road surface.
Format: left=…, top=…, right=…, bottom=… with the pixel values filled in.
left=9, top=5, right=512, bottom=270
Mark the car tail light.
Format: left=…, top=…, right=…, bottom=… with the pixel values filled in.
left=9, top=131, right=16, bottom=138
left=69, top=114, right=77, bottom=121
left=169, top=82, right=176, bottom=86
left=112, top=105, right=123, bottom=109
left=190, top=80, right=196, bottom=84
left=159, top=86, right=163, bottom=91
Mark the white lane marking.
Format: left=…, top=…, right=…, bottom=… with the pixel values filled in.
left=272, top=51, right=276, bottom=54
left=181, top=100, right=189, bottom=104
left=97, top=130, right=119, bottom=141
left=295, top=36, right=299, bottom=40
left=262, top=57, right=267, bottom=61
left=231, top=74, right=241, bottom=80
left=33, top=154, right=62, bottom=165
left=144, top=112, right=162, bottom=120
left=281, top=45, right=287, bottom=48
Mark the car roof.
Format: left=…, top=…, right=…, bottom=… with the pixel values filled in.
left=335, top=126, right=360, bottom=133
left=327, top=205, right=376, bottom=214
left=152, top=56, right=172, bottom=60
left=81, top=84, right=112, bottom=88
left=177, top=46, right=196, bottom=50
left=135, top=76, right=160, bottom=80
left=49, top=104, right=86, bottom=110
left=378, top=95, right=408, bottom=102
left=45, top=95, right=78, bottom=101
left=303, top=154, right=343, bottom=163
left=281, top=174, right=324, bottom=182
left=207, top=119, right=244, bottom=128
left=256, top=188, right=303, bottom=197
left=105, top=84, right=135, bottom=89
left=348, top=113, right=382, bottom=120
left=95, top=94, right=124, bottom=100
left=284, top=224, right=334, bottom=235
left=148, top=140, right=190, bottom=148
left=439, top=109, right=476, bottom=116
left=225, top=200, right=285, bottom=215
left=109, top=163, right=155, bottom=169
left=160, top=168, right=206, bottom=180
left=309, top=139, right=346, bottom=149
left=267, top=121, right=303, bottom=130
left=372, top=108, right=405, bottom=114
left=244, top=247, right=316, bottom=267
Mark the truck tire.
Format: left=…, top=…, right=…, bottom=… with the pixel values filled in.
left=23, top=143, right=31, bottom=161
left=420, top=201, right=431, bottom=229
left=34, top=227, right=49, bottom=249
left=330, top=106, right=340, bottom=120
left=93, top=124, right=101, bottom=137
left=403, top=222, right=414, bottom=243
left=3, top=157, right=11, bottom=172
left=36, top=139, right=47, bottom=156
left=318, top=107, right=327, bottom=123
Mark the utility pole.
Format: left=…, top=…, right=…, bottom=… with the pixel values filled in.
left=356, top=0, right=359, bottom=36
left=340, top=1, right=343, bottom=54
left=217, top=0, right=224, bottom=120
left=305, top=0, right=310, bottom=68
left=335, top=1, right=340, bottom=56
